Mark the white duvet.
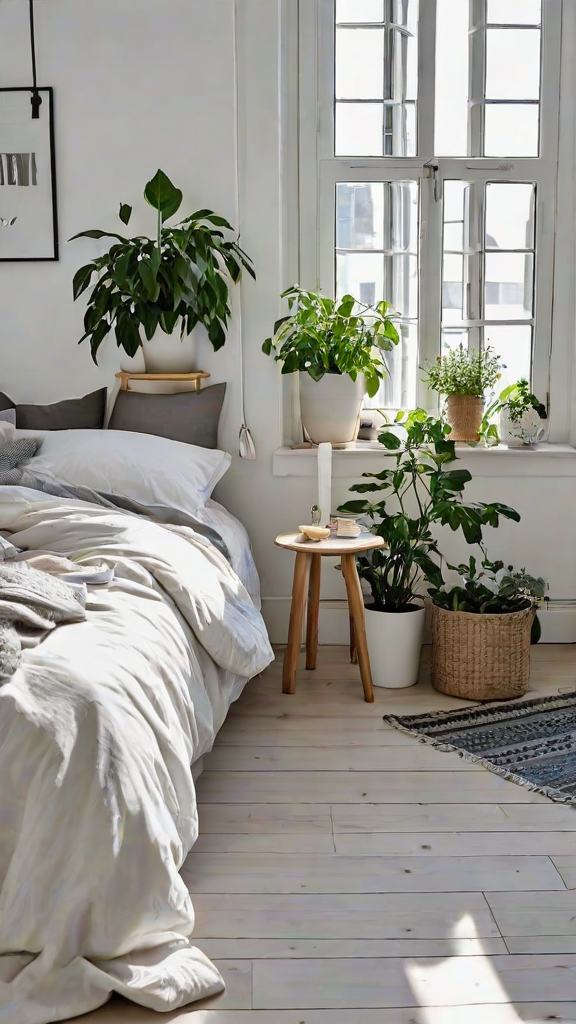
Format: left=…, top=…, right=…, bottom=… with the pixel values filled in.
left=0, top=488, right=273, bottom=1024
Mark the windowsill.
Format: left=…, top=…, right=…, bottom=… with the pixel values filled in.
left=273, top=441, right=576, bottom=478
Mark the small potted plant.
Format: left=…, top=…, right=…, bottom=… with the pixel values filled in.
left=72, top=169, right=254, bottom=371
left=338, top=410, right=520, bottom=688
left=262, top=286, right=399, bottom=444
left=498, top=378, right=548, bottom=448
left=428, top=553, right=547, bottom=701
left=421, top=346, right=503, bottom=442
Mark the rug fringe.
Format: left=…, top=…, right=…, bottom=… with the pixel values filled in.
left=383, top=713, right=576, bottom=807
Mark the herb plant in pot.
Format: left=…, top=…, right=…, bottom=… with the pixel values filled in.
left=262, top=287, right=399, bottom=444
left=428, top=554, right=547, bottom=700
left=338, top=410, right=520, bottom=688
left=72, top=169, right=254, bottom=376
left=422, top=346, right=502, bottom=442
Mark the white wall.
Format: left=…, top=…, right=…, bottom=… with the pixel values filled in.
left=0, top=0, right=575, bottom=642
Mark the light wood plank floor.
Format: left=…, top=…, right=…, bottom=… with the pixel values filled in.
left=75, top=644, right=576, bottom=1023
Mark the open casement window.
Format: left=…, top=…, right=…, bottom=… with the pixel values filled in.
left=299, top=0, right=561, bottom=412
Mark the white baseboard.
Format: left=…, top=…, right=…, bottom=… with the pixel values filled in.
left=262, top=598, right=576, bottom=645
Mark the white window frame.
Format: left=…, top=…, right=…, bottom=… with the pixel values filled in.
left=296, top=0, right=564, bottom=422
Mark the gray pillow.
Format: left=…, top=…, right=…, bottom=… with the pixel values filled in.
left=108, top=383, right=226, bottom=449
left=0, top=389, right=107, bottom=430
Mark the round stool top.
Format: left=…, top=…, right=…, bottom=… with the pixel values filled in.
left=275, top=531, right=385, bottom=556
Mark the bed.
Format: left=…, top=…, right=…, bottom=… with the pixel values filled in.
left=0, top=429, right=274, bottom=1023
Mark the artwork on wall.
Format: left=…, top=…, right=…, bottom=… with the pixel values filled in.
left=0, top=87, right=58, bottom=261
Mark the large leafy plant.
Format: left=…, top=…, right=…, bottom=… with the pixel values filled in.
left=421, top=345, right=502, bottom=397
left=72, top=169, right=254, bottom=363
left=338, top=410, right=520, bottom=611
left=262, top=286, right=400, bottom=398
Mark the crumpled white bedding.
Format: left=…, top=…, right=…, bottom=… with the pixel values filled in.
left=0, top=487, right=274, bottom=1023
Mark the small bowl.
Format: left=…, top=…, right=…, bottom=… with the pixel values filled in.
left=299, top=525, right=331, bottom=542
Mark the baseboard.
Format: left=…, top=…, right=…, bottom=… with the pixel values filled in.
left=262, top=597, right=576, bottom=645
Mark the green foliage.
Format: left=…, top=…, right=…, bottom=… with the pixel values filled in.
left=498, top=377, right=547, bottom=424
left=262, top=286, right=400, bottom=399
left=338, top=410, right=520, bottom=612
left=71, top=170, right=255, bottom=363
left=475, top=377, right=548, bottom=447
left=430, top=552, right=547, bottom=616
left=421, top=345, right=503, bottom=398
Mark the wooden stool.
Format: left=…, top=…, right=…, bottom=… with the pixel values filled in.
left=275, top=532, right=385, bottom=703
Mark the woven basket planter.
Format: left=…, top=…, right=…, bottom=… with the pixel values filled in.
left=429, top=602, right=535, bottom=701
left=445, top=394, right=484, bottom=442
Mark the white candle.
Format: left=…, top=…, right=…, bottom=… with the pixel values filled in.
left=317, top=442, right=332, bottom=528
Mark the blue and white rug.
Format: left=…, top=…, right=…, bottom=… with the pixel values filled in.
left=384, top=691, right=576, bottom=806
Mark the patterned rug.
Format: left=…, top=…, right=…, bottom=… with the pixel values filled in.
left=384, top=691, right=576, bottom=806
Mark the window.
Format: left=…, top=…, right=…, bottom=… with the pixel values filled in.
left=300, top=0, right=562, bottom=411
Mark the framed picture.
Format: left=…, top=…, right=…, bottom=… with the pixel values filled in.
left=0, top=87, right=58, bottom=261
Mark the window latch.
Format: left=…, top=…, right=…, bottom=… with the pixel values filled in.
left=424, top=161, right=442, bottom=202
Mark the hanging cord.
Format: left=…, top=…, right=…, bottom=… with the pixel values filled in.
left=29, top=0, right=42, bottom=119
left=232, top=0, right=256, bottom=459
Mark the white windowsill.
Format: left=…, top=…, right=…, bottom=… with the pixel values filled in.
left=273, top=442, right=576, bottom=479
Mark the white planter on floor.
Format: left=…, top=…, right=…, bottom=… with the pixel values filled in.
left=364, top=604, right=426, bottom=689
left=299, top=371, right=365, bottom=445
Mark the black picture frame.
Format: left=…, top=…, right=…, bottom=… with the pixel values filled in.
left=0, top=87, right=58, bottom=261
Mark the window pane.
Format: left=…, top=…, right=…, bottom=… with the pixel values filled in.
left=484, top=103, right=539, bottom=157
left=336, top=181, right=418, bottom=253
left=335, top=1, right=419, bottom=157
left=337, top=252, right=418, bottom=318
left=336, top=0, right=385, bottom=22
left=486, top=29, right=541, bottom=100
left=435, top=0, right=469, bottom=155
left=442, top=254, right=465, bottom=325
left=487, top=0, right=541, bottom=25
left=484, top=325, right=533, bottom=389
left=484, top=252, right=534, bottom=320
left=375, top=321, right=419, bottom=409
left=485, top=183, right=535, bottom=251
left=335, top=103, right=383, bottom=155
left=336, top=29, right=385, bottom=98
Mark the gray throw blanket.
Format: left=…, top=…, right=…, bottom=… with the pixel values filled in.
left=0, top=562, right=87, bottom=679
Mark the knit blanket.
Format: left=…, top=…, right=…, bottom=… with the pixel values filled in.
left=0, top=562, right=87, bottom=678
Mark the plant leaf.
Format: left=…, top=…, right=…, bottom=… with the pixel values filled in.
left=72, top=263, right=95, bottom=300
left=143, top=169, right=183, bottom=221
left=119, top=203, right=132, bottom=226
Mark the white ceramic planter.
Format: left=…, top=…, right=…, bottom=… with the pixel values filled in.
left=500, top=407, right=547, bottom=447
left=364, top=604, right=426, bottom=689
left=299, top=371, right=365, bottom=445
left=142, top=327, right=197, bottom=374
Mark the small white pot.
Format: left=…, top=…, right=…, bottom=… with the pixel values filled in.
left=364, top=604, right=426, bottom=689
left=500, top=407, right=547, bottom=448
left=299, top=371, right=365, bottom=445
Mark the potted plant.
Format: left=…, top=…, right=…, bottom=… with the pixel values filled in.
left=338, top=410, right=520, bottom=688
left=72, top=169, right=254, bottom=372
left=428, top=553, right=547, bottom=700
left=421, top=346, right=503, bottom=442
left=498, top=378, right=548, bottom=447
left=262, top=286, right=399, bottom=444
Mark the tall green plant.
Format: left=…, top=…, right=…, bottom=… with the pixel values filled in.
left=72, top=169, right=254, bottom=363
left=338, top=410, right=520, bottom=611
left=262, top=286, right=400, bottom=398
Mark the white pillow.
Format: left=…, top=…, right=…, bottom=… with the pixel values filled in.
left=26, top=429, right=231, bottom=514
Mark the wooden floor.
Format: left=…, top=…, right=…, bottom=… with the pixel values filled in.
left=79, top=644, right=576, bottom=1023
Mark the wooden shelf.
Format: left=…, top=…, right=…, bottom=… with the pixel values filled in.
left=115, top=371, right=210, bottom=392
